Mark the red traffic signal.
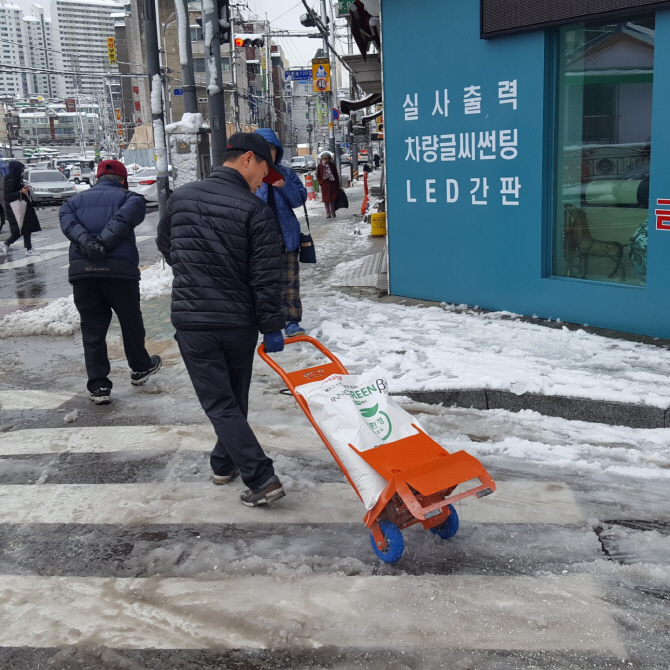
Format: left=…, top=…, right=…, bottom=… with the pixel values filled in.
left=234, top=33, right=264, bottom=48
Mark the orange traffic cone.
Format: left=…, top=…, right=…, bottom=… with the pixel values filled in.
left=305, top=173, right=317, bottom=201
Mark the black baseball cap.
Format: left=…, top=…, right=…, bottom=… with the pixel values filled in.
left=226, top=132, right=283, bottom=183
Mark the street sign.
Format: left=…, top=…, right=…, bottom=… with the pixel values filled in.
left=312, top=57, right=330, bottom=93
left=332, top=108, right=339, bottom=121
left=337, top=0, right=353, bottom=16
left=285, top=69, right=312, bottom=82
left=107, top=37, right=117, bottom=64
left=173, top=88, right=183, bottom=96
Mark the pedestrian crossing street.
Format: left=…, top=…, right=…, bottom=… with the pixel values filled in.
left=0, top=420, right=635, bottom=667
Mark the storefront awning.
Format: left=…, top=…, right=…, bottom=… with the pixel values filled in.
left=341, top=53, right=381, bottom=95
left=340, top=93, right=382, bottom=115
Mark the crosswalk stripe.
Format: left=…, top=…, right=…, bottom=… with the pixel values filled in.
left=0, top=249, right=70, bottom=270
left=0, top=480, right=583, bottom=525
left=0, top=423, right=327, bottom=458
left=0, top=390, right=76, bottom=411
left=0, top=573, right=625, bottom=654
left=0, top=236, right=154, bottom=271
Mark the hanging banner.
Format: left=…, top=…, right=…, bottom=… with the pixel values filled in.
left=107, top=37, right=117, bottom=64
left=312, top=57, right=331, bottom=93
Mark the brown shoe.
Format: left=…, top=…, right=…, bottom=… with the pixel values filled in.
left=240, top=475, right=285, bottom=507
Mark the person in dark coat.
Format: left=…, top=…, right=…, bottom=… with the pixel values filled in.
left=156, top=132, right=287, bottom=508
left=1, top=161, right=42, bottom=256
left=373, top=153, right=381, bottom=169
left=254, top=128, right=308, bottom=338
left=316, top=151, right=340, bottom=218
left=60, top=160, right=162, bottom=405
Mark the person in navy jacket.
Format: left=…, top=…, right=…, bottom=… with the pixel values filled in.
left=254, top=128, right=308, bottom=338
left=59, top=160, right=161, bottom=405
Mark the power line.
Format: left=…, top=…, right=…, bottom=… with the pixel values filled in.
left=0, top=36, right=146, bottom=70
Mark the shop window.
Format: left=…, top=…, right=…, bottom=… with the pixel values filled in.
left=553, top=16, right=653, bottom=287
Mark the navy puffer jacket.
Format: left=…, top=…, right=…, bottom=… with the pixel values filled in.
left=155, top=166, right=285, bottom=333
left=60, top=179, right=146, bottom=282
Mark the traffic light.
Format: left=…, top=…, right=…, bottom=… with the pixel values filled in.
left=218, top=0, right=230, bottom=43
left=234, top=33, right=264, bottom=48
left=300, top=12, right=317, bottom=27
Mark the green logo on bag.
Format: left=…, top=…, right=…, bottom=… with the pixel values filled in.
left=359, top=403, right=392, bottom=441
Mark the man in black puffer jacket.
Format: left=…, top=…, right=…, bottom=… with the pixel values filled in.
left=60, top=160, right=162, bottom=406
left=156, top=132, right=287, bottom=508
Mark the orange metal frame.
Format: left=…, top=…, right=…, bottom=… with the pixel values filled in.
left=258, top=335, right=496, bottom=550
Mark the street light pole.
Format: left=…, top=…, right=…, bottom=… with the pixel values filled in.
left=320, top=0, right=335, bottom=156
left=143, top=0, right=170, bottom=218
left=202, top=0, right=227, bottom=166
left=175, top=0, right=198, bottom=114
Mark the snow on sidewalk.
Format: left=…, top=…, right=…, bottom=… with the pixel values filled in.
left=0, top=262, right=173, bottom=338
left=307, top=291, right=670, bottom=408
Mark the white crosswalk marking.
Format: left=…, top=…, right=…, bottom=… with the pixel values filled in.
left=0, top=574, right=625, bottom=654
left=0, top=423, right=321, bottom=456
left=0, top=389, right=75, bottom=410
left=0, top=482, right=365, bottom=525
left=0, top=236, right=154, bottom=271
left=0, top=421, right=624, bottom=662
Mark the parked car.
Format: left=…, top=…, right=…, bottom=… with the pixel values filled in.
left=25, top=170, right=77, bottom=204
left=340, top=153, right=351, bottom=164
left=290, top=155, right=316, bottom=172
left=357, top=150, right=369, bottom=163
left=128, top=168, right=174, bottom=202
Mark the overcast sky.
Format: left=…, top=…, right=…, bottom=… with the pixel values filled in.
left=243, top=0, right=333, bottom=68
left=18, top=0, right=338, bottom=70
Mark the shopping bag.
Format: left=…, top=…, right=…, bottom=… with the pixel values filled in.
left=334, top=188, right=349, bottom=211
left=296, top=373, right=425, bottom=509
left=10, top=196, right=27, bottom=233
left=299, top=201, right=316, bottom=263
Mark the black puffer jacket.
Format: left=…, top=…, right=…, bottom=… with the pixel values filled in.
left=156, top=167, right=285, bottom=333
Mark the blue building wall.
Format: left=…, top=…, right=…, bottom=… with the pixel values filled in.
left=382, top=0, right=670, bottom=338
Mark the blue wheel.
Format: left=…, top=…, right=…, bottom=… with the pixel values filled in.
left=430, top=505, right=459, bottom=540
left=370, top=520, right=405, bottom=563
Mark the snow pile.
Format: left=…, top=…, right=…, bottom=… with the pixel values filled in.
left=165, top=113, right=203, bottom=134
left=139, top=261, right=174, bottom=300
left=0, top=296, right=80, bottom=338
left=0, top=262, right=173, bottom=339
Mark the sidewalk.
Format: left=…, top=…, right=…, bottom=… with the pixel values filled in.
left=3, top=170, right=670, bottom=431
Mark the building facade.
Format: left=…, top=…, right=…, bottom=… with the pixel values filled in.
left=382, top=0, right=670, bottom=338
left=49, top=0, right=123, bottom=97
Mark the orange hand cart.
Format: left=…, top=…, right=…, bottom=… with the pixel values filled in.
left=258, top=335, right=496, bottom=564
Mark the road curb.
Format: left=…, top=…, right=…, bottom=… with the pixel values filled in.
left=396, top=389, right=669, bottom=429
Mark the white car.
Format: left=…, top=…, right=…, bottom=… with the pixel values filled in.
left=25, top=170, right=77, bottom=204
left=128, top=168, right=173, bottom=202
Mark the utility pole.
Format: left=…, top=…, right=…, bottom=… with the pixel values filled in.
left=320, top=0, right=335, bottom=156
left=175, top=0, right=198, bottom=114
left=202, top=0, right=228, bottom=166
left=144, top=0, right=170, bottom=217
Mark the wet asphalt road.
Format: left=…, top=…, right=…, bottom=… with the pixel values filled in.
left=0, top=203, right=162, bottom=304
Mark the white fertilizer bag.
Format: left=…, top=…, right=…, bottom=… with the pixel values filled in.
left=296, top=374, right=424, bottom=510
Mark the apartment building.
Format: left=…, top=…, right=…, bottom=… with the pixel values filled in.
left=22, top=5, right=57, bottom=97
left=0, top=3, right=26, bottom=98
left=49, top=0, right=123, bottom=97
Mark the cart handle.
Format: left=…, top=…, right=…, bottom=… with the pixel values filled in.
left=257, top=334, right=349, bottom=390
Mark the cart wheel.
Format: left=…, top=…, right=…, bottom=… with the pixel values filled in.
left=430, top=505, right=459, bottom=540
left=370, top=520, right=404, bottom=564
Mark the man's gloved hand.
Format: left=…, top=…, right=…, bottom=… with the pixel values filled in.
left=263, top=330, right=285, bottom=353
left=83, top=240, right=106, bottom=261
